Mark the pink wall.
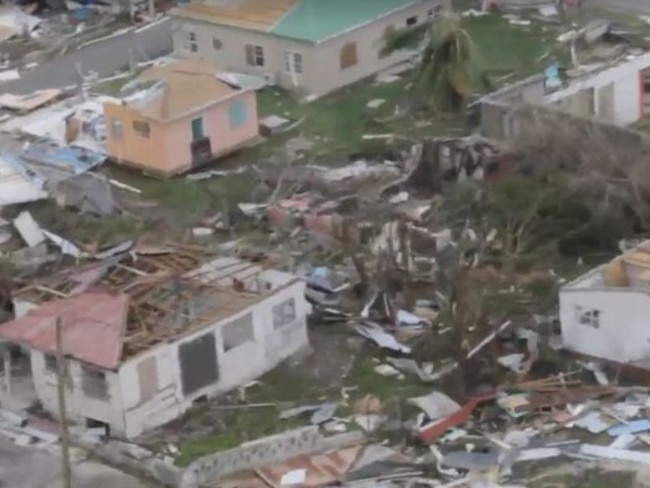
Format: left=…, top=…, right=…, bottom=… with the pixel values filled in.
left=161, top=90, right=259, bottom=173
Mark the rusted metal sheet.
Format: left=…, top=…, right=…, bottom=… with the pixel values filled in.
left=417, top=393, right=497, bottom=444
left=0, top=290, right=128, bottom=369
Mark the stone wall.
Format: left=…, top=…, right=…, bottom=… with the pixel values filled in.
left=180, top=427, right=364, bottom=488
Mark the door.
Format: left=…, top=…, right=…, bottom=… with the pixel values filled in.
left=191, top=117, right=204, bottom=141
left=598, top=83, right=615, bottom=123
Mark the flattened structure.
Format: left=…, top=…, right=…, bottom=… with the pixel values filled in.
left=13, top=246, right=278, bottom=361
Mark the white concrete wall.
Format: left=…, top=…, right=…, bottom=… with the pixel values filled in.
left=120, top=280, right=309, bottom=439
left=560, top=288, right=650, bottom=368
left=30, top=351, right=126, bottom=436
left=544, top=52, right=650, bottom=126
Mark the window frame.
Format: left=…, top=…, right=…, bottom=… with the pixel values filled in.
left=132, top=120, right=150, bottom=138
left=111, top=119, right=123, bottom=139
left=285, top=51, right=303, bottom=74
left=272, top=298, right=297, bottom=329
left=187, top=32, right=198, bottom=53
left=81, top=364, right=109, bottom=401
left=191, top=116, right=204, bottom=141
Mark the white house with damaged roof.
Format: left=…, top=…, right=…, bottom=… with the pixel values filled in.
left=560, top=240, right=650, bottom=370
left=0, top=251, right=309, bottom=439
left=170, top=0, right=450, bottom=97
left=480, top=48, right=650, bottom=138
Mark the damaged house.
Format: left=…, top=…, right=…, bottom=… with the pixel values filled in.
left=560, top=240, right=650, bottom=370
left=481, top=45, right=650, bottom=136
left=0, top=248, right=309, bottom=439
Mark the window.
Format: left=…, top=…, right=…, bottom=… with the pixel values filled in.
left=191, top=117, right=204, bottom=141
left=245, top=44, right=265, bottom=67
left=132, top=120, right=150, bottom=138
left=212, top=37, right=223, bottom=50
left=111, top=120, right=123, bottom=138
left=284, top=52, right=303, bottom=74
left=406, top=15, right=418, bottom=26
left=379, top=25, right=396, bottom=59
left=187, top=32, right=198, bottom=53
left=272, top=298, right=296, bottom=329
left=44, top=353, right=72, bottom=388
left=82, top=365, right=109, bottom=400
left=574, top=306, right=601, bottom=329
left=222, top=313, right=254, bottom=351
left=44, top=354, right=58, bottom=373
left=228, top=99, right=247, bottom=128
left=339, top=42, right=358, bottom=70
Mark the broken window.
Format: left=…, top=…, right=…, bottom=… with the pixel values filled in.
left=132, top=120, right=150, bottom=138
left=111, top=120, right=123, bottom=139
left=406, top=15, right=418, bottom=26
left=187, top=32, right=198, bottom=53
left=245, top=44, right=265, bottom=67
left=222, top=312, right=254, bottom=351
left=574, top=306, right=601, bottom=329
left=44, top=353, right=72, bottom=388
left=272, top=298, right=296, bottom=329
left=339, top=42, right=358, bottom=70
left=81, top=365, right=109, bottom=400
left=428, top=5, right=441, bottom=17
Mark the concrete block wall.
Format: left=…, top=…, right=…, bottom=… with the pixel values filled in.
left=180, top=427, right=364, bottom=487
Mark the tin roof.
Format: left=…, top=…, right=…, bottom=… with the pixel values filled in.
left=0, top=151, right=48, bottom=206
left=0, top=290, right=128, bottom=370
left=13, top=250, right=296, bottom=361
left=271, top=0, right=420, bottom=43
left=171, top=0, right=298, bottom=31
left=131, top=58, right=241, bottom=121
left=172, top=0, right=420, bottom=43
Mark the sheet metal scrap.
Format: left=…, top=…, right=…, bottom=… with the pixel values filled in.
left=521, top=387, right=619, bottom=412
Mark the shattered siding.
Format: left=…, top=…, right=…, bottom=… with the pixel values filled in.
left=120, top=280, right=308, bottom=439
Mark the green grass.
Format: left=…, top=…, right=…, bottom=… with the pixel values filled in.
left=26, top=200, right=142, bottom=246
left=106, top=165, right=257, bottom=226
left=174, top=324, right=434, bottom=466
left=174, top=406, right=306, bottom=467
left=465, top=14, right=562, bottom=81
left=97, top=15, right=555, bottom=231
left=255, top=14, right=557, bottom=162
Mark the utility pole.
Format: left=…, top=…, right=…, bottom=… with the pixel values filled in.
left=56, top=318, right=72, bottom=488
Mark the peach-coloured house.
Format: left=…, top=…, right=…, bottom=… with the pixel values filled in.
left=103, top=58, right=259, bottom=176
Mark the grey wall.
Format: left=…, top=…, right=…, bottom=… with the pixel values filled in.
left=180, top=427, right=364, bottom=487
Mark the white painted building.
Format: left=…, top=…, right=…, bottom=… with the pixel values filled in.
left=560, top=240, right=650, bottom=369
left=0, top=256, right=309, bottom=439
left=482, top=50, right=650, bottom=128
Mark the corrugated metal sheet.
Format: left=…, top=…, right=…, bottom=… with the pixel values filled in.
left=22, top=141, right=105, bottom=175
left=0, top=290, right=128, bottom=369
left=0, top=151, right=48, bottom=206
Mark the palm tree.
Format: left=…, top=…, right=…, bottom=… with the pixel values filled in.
left=382, top=12, right=491, bottom=112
